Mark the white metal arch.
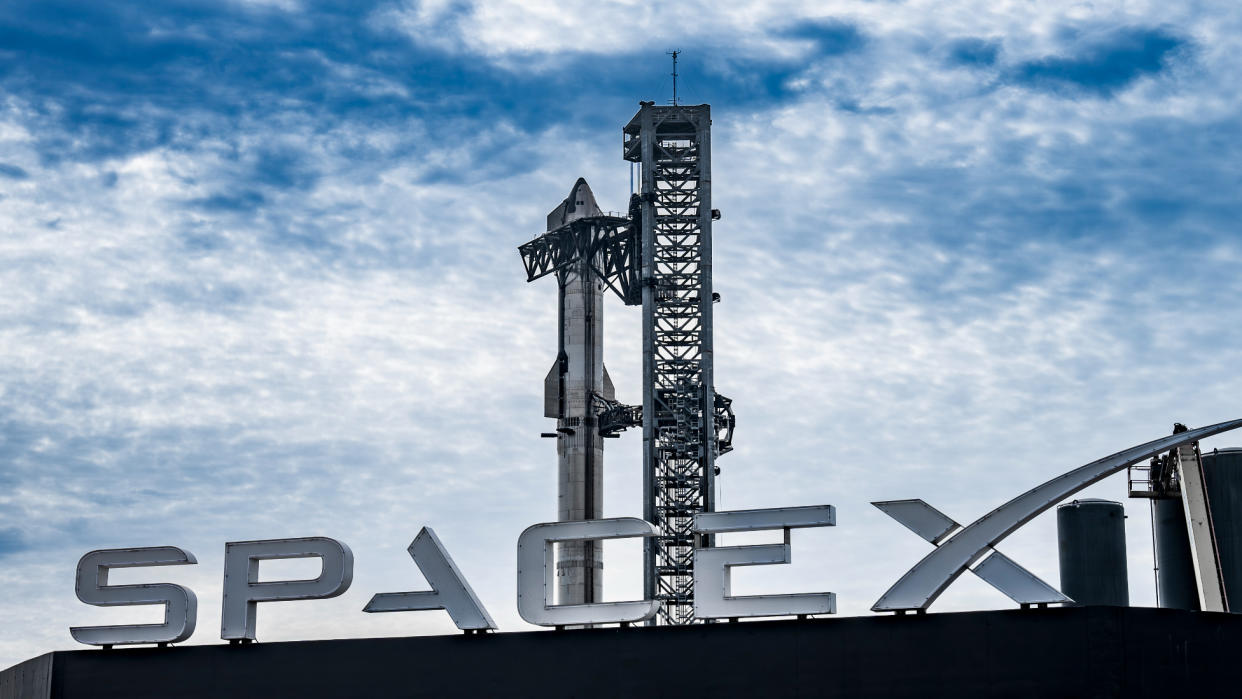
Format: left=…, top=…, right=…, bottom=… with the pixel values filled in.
left=873, top=419, right=1242, bottom=612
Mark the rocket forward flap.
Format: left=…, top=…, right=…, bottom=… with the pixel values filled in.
left=543, top=360, right=561, bottom=419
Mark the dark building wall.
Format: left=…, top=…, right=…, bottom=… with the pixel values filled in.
left=4, top=607, right=1242, bottom=698
left=0, top=653, right=49, bottom=699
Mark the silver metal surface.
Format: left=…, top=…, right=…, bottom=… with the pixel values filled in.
left=1175, top=445, right=1228, bottom=612
left=694, top=545, right=836, bottom=619
left=873, top=419, right=1242, bottom=612
left=692, top=506, right=836, bottom=620
left=695, top=505, right=835, bottom=534
left=874, top=499, right=1069, bottom=605
left=873, top=499, right=959, bottom=545
left=221, top=537, right=354, bottom=641
left=363, top=527, right=497, bottom=630
left=517, top=518, right=660, bottom=626
left=972, top=551, right=1070, bottom=605
left=554, top=182, right=607, bottom=607
left=530, top=179, right=616, bottom=609
left=70, top=546, right=198, bottom=646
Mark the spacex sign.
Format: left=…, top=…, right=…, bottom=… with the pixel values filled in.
left=71, top=529, right=496, bottom=647
left=69, top=506, right=835, bottom=647
left=67, top=420, right=1242, bottom=647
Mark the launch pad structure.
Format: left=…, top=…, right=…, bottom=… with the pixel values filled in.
left=519, top=102, right=735, bottom=624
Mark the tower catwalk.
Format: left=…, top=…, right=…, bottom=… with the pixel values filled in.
left=625, top=102, right=732, bottom=625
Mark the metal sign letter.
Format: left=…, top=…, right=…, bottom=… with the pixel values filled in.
left=70, top=546, right=198, bottom=647
left=693, top=505, right=836, bottom=620
left=221, top=537, right=353, bottom=641
left=873, top=419, right=1242, bottom=612
left=364, top=527, right=497, bottom=630
left=517, top=518, right=660, bottom=626
left=873, top=499, right=1070, bottom=606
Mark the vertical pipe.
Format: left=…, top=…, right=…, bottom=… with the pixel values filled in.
left=638, top=104, right=658, bottom=618
left=1149, top=499, right=1160, bottom=607
left=581, top=258, right=599, bottom=605
left=556, top=278, right=566, bottom=418
left=695, top=108, right=717, bottom=552
left=554, top=273, right=571, bottom=607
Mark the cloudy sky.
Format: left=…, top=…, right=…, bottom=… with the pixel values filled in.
left=2, top=0, right=1241, bottom=668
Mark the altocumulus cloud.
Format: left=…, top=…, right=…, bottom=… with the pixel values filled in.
left=1007, top=26, right=1189, bottom=96
left=0, top=0, right=1241, bottom=669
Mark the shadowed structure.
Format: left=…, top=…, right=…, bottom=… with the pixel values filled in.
left=5, top=607, right=1242, bottom=698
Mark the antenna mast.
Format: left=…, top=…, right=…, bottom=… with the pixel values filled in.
left=668, top=49, right=680, bottom=105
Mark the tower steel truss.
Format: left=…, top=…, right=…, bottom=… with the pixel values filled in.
left=518, top=215, right=640, bottom=305
left=625, top=103, right=728, bottom=625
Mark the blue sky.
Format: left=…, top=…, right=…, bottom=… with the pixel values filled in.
left=1, top=0, right=1240, bottom=666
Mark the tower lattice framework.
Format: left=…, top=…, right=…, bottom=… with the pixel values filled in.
left=625, top=103, right=730, bottom=625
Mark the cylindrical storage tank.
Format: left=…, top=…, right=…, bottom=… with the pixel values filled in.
left=1153, top=496, right=1198, bottom=610
left=1058, top=499, right=1129, bottom=606
left=1202, top=448, right=1242, bottom=610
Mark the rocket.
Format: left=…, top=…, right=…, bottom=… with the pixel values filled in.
left=543, top=178, right=614, bottom=606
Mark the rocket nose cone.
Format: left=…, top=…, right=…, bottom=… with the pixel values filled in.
left=548, top=178, right=604, bottom=231
left=570, top=179, right=593, bottom=204
left=568, top=180, right=602, bottom=217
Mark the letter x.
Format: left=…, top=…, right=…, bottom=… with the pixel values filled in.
left=873, top=500, right=1070, bottom=606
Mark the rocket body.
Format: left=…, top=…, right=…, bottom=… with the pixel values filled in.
left=543, top=179, right=611, bottom=606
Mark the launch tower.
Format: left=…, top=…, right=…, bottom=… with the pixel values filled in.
left=519, top=102, right=734, bottom=624
left=625, top=102, right=733, bottom=625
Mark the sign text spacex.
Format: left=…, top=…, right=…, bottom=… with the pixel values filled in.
left=69, top=505, right=834, bottom=646
left=67, top=420, right=1242, bottom=647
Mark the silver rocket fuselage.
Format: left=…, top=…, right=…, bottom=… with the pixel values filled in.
left=554, top=262, right=606, bottom=605
left=544, top=179, right=609, bottom=606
